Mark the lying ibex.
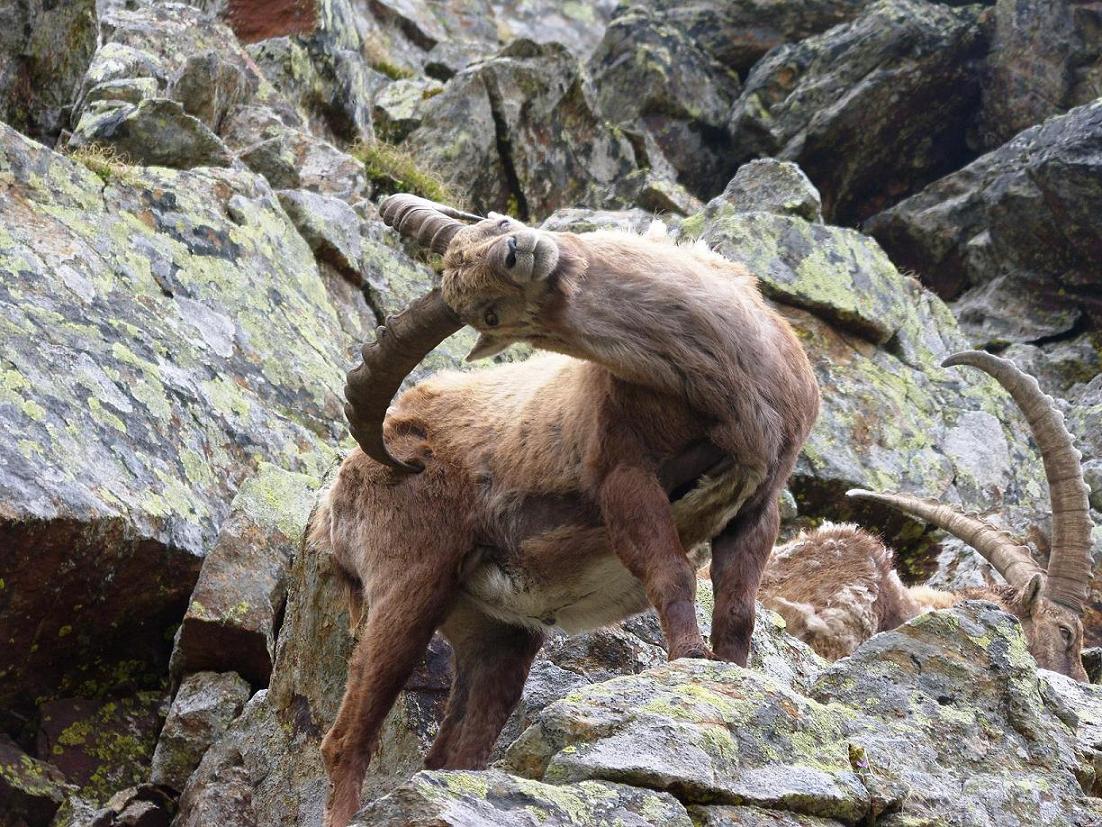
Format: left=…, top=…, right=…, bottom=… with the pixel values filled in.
left=312, top=195, right=819, bottom=825
left=760, top=351, right=1093, bottom=680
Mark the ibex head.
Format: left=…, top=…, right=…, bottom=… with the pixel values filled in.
left=850, top=350, right=1094, bottom=681
left=344, top=195, right=580, bottom=472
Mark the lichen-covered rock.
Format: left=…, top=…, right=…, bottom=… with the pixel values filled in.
left=404, top=39, right=639, bottom=219
left=0, top=123, right=346, bottom=730
left=978, top=0, right=1102, bottom=149
left=713, top=159, right=823, bottom=223
left=810, top=603, right=1096, bottom=823
left=150, top=672, right=250, bottom=793
left=502, top=660, right=871, bottom=821
left=174, top=465, right=320, bottom=685
left=220, top=105, right=368, bottom=202
left=689, top=804, right=844, bottom=826
left=352, top=769, right=693, bottom=826
left=503, top=603, right=1101, bottom=824
left=1001, top=334, right=1102, bottom=397
left=491, top=0, right=619, bottom=59
left=1040, top=669, right=1102, bottom=795
left=372, top=78, right=445, bottom=143
left=589, top=6, right=741, bottom=197
left=0, top=734, right=75, bottom=827
left=175, top=474, right=350, bottom=827
left=729, top=0, right=988, bottom=224
left=72, top=3, right=274, bottom=135
left=866, top=99, right=1102, bottom=346
left=68, top=99, right=233, bottom=169
left=36, top=693, right=169, bottom=805
left=539, top=207, right=661, bottom=235
left=0, top=0, right=97, bottom=143
left=277, top=189, right=366, bottom=280
left=54, top=784, right=176, bottom=827
left=647, top=0, right=870, bottom=75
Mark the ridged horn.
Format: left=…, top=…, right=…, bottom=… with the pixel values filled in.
left=380, top=194, right=483, bottom=254
left=344, top=289, right=462, bottom=472
left=944, top=350, right=1093, bottom=614
left=846, top=489, right=1043, bottom=590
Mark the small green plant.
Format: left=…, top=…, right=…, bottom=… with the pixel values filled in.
left=352, top=139, right=456, bottom=204
left=64, top=142, right=139, bottom=186
left=371, top=59, right=416, bottom=81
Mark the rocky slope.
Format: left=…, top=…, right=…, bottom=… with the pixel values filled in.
left=0, top=1, right=1100, bottom=825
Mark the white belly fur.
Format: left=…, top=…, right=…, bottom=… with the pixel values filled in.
left=461, top=464, right=749, bottom=634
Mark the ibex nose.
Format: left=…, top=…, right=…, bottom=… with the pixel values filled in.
left=506, top=236, right=518, bottom=269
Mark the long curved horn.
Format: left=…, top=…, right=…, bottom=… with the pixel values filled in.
left=342, top=194, right=482, bottom=471
left=944, top=350, right=1093, bottom=613
left=344, top=289, right=461, bottom=472
left=380, top=194, right=483, bottom=254
left=846, top=489, right=1043, bottom=590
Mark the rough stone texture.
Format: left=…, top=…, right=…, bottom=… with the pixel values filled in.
left=866, top=99, right=1102, bottom=347
left=539, top=207, right=663, bottom=235
left=589, top=6, right=741, bottom=197
left=372, top=77, right=444, bottom=143
left=175, top=465, right=320, bottom=685
left=643, top=0, right=870, bottom=75
left=71, top=3, right=274, bottom=134
left=979, top=0, right=1102, bottom=149
left=0, top=0, right=97, bottom=144
left=679, top=200, right=1052, bottom=563
left=810, top=604, right=1099, bottom=823
left=352, top=769, right=694, bottom=826
left=491, top=1, right=619, bottom=59
left=502, top=604, right=1102, bottom=824
left=174, top=474, right=350, bottom=827
left=277, top=189, right=366, bottom=281
left=404, top=39, right=640, bottom=219
left=0, top=123, right=346, bottom=732
left=53, top=784, right=176, bottom=827
left=36, top=693, right=169, bottom=805
left=68, top=99, right=234, bottom=169
left=150, top=672, right=250, bottom=793
left=220, top=105, right=368, bottom=203
left=0, top=734, right=75, bottom=827
left=1001, top=334, right=1102, bottom=397
left=729, top=0, right=988, bottom=225
left=713, top=159, right=823, bottom=223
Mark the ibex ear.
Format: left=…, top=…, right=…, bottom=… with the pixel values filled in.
left=1020, top=573, right=1045, bottom=613
left=465, top=333, right=511, bottom=362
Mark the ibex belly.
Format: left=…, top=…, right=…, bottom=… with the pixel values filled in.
left=461, top=464, right=749, bottom=634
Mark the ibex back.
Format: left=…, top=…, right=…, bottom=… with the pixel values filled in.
left=311, top=196, right=820, bottom=826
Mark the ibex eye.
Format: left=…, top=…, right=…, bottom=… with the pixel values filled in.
left=1061, top=626, right=1074, bottom=644
left=483, top=309, right=499, bottom=327
left=498, top=218, right=510, bottom=229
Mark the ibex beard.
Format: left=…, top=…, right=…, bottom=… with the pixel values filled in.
left=311, top=196, right=820, bottom=826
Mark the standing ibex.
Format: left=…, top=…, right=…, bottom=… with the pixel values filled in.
left=760, top=351, right=1093, bottom=680
left=312, top=195, right=820, bottom=825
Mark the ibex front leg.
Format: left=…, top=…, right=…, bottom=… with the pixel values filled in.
left=599, top=463, right=712, bottom=660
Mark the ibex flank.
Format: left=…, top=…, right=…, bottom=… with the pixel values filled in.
left=311, top=194, right=820, bottom=826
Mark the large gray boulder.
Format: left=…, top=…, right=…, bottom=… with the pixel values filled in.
left=978, top=0, right=1102, bottom=149
left=865, top=99, right=1102, bottom=347
left=677, top=200, right=1048, bottom=555
left=0, top=122, right=346, bottom=733
left=729, top=0, right=989, bottom=224
left=0, top=0, right=97, bottom=143
left=403, top=39, right=640, bottom=219
left=589, top=6, right=741, bottom=198
left=642, top=0, right=870, bottom=75
left=500, top=603, right=1102, bottom=824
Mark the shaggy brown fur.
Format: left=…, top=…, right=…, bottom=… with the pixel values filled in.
left=761, top=523, right=1088, bottom=679
left=314, top=217, right=820, bottom=826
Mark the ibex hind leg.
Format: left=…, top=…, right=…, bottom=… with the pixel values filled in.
left=427, top=602, right=544, bottom=770
left=710, top=487, right=780, bottom=665
left=321, top=559, right=459, bottom=827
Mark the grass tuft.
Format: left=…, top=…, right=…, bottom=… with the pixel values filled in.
left=64, top=143, right=139, bottom=185
left=351, top=139, right=457, bottom=205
